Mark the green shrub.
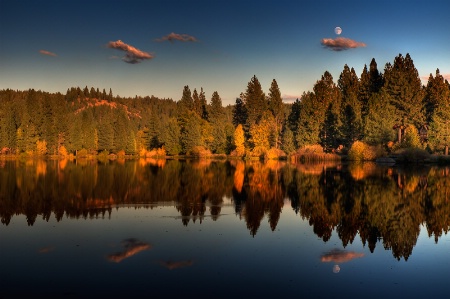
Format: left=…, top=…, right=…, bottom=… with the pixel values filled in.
left=394, top=147, right=430, bottom=163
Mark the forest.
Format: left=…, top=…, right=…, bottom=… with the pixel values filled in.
left=0, top=53, right=449, bottom=159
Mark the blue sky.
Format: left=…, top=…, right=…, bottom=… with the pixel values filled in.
left=1, top=0, right=449, bottom=105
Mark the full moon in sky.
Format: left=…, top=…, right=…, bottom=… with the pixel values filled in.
left=334, top=27, right=342, bottom=35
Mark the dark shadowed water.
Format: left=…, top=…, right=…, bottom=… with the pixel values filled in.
left=1, top=159, right=449, bottom=298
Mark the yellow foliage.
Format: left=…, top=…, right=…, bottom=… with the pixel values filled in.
left=348, top=141, right=383, bottom=161
left=188, top=146, right=212, bottom=157
left=77, top=148, right=88, bottom=158
left=145, top=147, right=166, bottom=158
left=234, top=124, right=245, bottom=156
left=233, top=160, right=245, bottom=193
left=265, top=147, right=287, bottom=160
left=349, top=162, right=377, bottom=181
left=59, top=145, right=69, bottom=157
left=117, top=150, right=126, bottom=158
left=36, top=140, right=47, bottom=155
left=36, top=160, right=47, bottom=177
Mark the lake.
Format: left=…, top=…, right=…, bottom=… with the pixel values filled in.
left=1, top=159, right=449, bottom=298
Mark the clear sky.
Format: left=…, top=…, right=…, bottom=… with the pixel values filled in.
left=1, top=0, right=449, bottom=105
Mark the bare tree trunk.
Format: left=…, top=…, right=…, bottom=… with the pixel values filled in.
left=398, top=127, right=402, bottom=143
left=445, top=145, right=448, bottom=156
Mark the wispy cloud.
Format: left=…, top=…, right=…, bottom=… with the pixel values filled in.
left=39, top=50, right=57, bottom=57
left=321, top=37, right=366, bottom=51
left=107, top=238, right=151, bottom=263
left=107, top=40, right=154, bottom=64
left=282, top=94, right=302, bottom=102
left=156, top=32, right=198, bottom=43
left=320, top=249, right=364, bottom=263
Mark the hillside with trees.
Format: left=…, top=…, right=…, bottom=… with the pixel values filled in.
left=0, top=53, right=449, bottom=159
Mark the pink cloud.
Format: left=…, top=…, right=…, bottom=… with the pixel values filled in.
left=321, top=37, right=366, bottom=51
left=156, top=32, right=198, bottom=43
left=39, top=50, right=57, bottom=57
left=107, top=40, right=154, bottom=64
left=321, top=249, right=364, bottom=263
left=106, top=238, right=151, bottom=263
left=421, top=73, right=450, bottom=82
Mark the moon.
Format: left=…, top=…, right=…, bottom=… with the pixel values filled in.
left=334, top=27, right=342, bottom=35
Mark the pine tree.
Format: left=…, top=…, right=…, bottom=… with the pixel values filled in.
left=319, top=104, right=339, bottom=152
left=180, top=112, right=202, bottom=154
left=148, top=110, right=161, bottom=149
left=287, top=98, right=300, bottom=144
left=178, top=85, right=194, bottom=113
left=363, top=91, right=396, bottom=145
left=199, top=87, right=208, bottom=120
left=192, top=88, right=202, bottom=117
left=359, top=64, right=371, bottom=119
left=281, top=126, right=295, bottom=154
left=296, top=92, right=321, bottom=147
left=232, top=97, right=247, bottom=127
left=384, top=53, right=425, bottom=128
left=209, top=91, right=227, bottom=153
left=244, top=75, right=266, bottom=129
left=427, top=69, right=450, bottom=153
left=268, top=79, right=283, bottom=148
left=97, top=107, right=114, bottom=152
left=424, top=69, right=450, bottom=122
left=163, top=117, right=181, bottom=155
left=338, top=65, right=362, bottom=147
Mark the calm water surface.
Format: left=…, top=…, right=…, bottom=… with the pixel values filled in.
left=1, top=159, right=449, bottom=298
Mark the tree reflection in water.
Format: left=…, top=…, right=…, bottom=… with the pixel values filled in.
left=1, top=159, right=450, bottom=260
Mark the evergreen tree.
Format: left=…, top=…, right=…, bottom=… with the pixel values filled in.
left=384, top=53, right=425, bottom=128
left=113, top=109, right=131, bottom=152
left=424, top=69, right=450, bottom=122
left=296, top=92, right=321, bottom=147
left=148, top=110, right=162, bottom=149
left=164, top=118, right=181, bottom=155
left=178, top=85, right=194, bottom=113
left=338, top=65, right=363, bottom=147
left=80, top=109, right=97, bottom=151
left=427, top=69, right=450, bottom=153
left=232, top=97, right=247, bottom=127
left=319, top=104, right=339, bottom=152
left=363, top=91, right=396, bottom=145
left=281, top=126, right=295, bottom=154
left=180, top=112, right=202, bottom=154
left=108, top=88, right=113, bottom=101
left=359, top=64, right=371, bottom=119
left=199, top=87, right=208, bottom=120
left=268, top=79, right=283, bottom=148
left=243, top=75, right=266, bottom=129
left=287, top=98, right=300, bottom=145
left=97, top=108, right=114, bottom=152
left=192, top=88, right=202, bottom=117
left=369, top=58, right=383, bottom=93
left=209, top=91, right=227, bottom=153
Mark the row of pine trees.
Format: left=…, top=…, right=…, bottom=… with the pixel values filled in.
left=0, top=53, right=449, bottom=157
